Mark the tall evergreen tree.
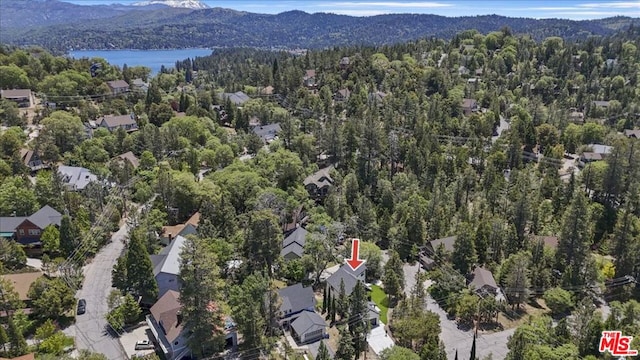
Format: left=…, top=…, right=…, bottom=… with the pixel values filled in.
left=556, top=190, right=593, bottom=287
left=6, top=317, right=27, bottom=357
left=452, top=223, right=477, bottom=275
left=335, top=328, right=355, bottom=360
left=59, top=215, right=78, bottom=258
left=349, top=281, right=369, bottom=359
left=316, top=340, right=331, bottom=360
left=179, top=235, right=226, bottom=357
left=383, top=249, right=405, bottom=305
left=124, top=229, right=158, bottom=302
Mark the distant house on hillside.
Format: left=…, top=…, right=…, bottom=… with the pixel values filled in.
left=19, top=149, right=47, bottom=173
left=220, top=91, right=250, bottom=106
left=593, top=100, right=610, bottom=108
left=339, top=56, right=350, bottom=69
left=106, top=80, right=129, bottom=95
left=112, top=151, right=140, bottom=169
left=578, top=144, right=613, bottom=167
left=461, top=98, right=479, bottom=116
left=469, top=266, right=501, bottom=299
left=96, top=114, right=138, bottom=132
left=368, top=91, right=387, bottom=105
left=303, top=70, right=317, bottom=89
left=624, top=129, right=640, bottom=139
left=0, top=89, right=32, bottom=107
left=252, top=123, right=281, bottom=144
left=568, top=109, right=585, bottom=124
left=131, top=78, right=149, bottom=93
left=57, top=165, right=98, bottom=191
left=159, top=212, right=200, bottom=246
left=334, top=88, right=351, bottom=102
left=281, top=227, right=308, bottom=261
left=303, top=166, right=334, bottom=200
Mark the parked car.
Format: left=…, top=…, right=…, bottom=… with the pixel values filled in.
left=77, top=299, right=86, bottom=315
left=135, top=339, right=154, bottom=350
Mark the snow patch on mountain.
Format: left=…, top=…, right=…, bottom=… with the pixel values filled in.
left=133, top=0, right=209, bottom=10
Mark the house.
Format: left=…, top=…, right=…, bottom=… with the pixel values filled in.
left=97, top=114, right=138, bottom=132
left=418, top=250, right=436, bottom=270
left=112, top=151, right=140, bottom=169
left=58, top=165, right=98, bottom=191
left=220, top=91, right=250, bottom=106
left=624, top=129, right=640, bottom=139
left=281, top=227, right=308, bottom=261
left=290, top=311, right=327, bottom=345
left=367, top=301, right=380, bottom=327
left=147, top=290, right=238, bottom=360
left=0, top=271, right=43, bottom=316
left=458, top=66, right=470, bottom=76
left=334, top=89, right=351, bottom=102
left=159, top=212, right=200, bottom=246
left=326, top=263, right=366, bottom=297
left=277, top=283, right=316, bottom=325
left=303, top=166, right=334, bottom=200
left=339, top=56, right=350, bottom=69
left=19, top=149, right=47, bottom=172
left=578, top=152, right=603, bottom=167
left=587, top=144, right=613, bottom=155
left=593, top=100, right=610, bottom=108
left=0, top=89, right=32, bottom=107
left=461, top=98, right=479, bottom=116
left=469, top=266, right=499, bottom=297
left=151, top=235, right=187, bottom=297
left=131, top=78, right=149, bottom=93
left=568, top=109, right=585, bottom=124
left=106, top=80, right=130, bottom=95
left=12, top=205, right=62, bottom=247
left=368, top=91, right=388, bottom=106
left=0, top=353, right=36, bottom=360
left=252, top=123, right=281, bottom=144
left=424, top=235, right=458, bottom=255
left=303, top=70, right=317, bottom=89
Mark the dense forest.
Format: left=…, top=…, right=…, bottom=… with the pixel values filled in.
left=1, top=23, right=640, bottom=360
left=0, top=0, right=638, bottom=51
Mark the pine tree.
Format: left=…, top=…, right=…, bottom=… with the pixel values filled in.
left=349, top=281, right=369, bottom=359
left=322, top=285, right=328, bottom=314
left=383, top=249, right=405, bottom=305
left=6, top=317, right=27, bottom=357
left=124, top=230, right=158, bottom=302
left=59, top=215, right=78, bottom=259
left=338, top=279, right=347, bottom=318
left=0, top=323, right=8, bottom=355
left=452, top=222, right=477, bottom=275
left=316, top=340, right=331, bottom=360
left=556, top=190, right=593, bottom=287
left=335, top=329, right=355, bottom=360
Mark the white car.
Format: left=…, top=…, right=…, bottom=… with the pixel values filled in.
left=134, top=340, right=154, bottom=350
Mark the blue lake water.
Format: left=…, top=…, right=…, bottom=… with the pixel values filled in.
left=69, top=48, right=214, bottom=74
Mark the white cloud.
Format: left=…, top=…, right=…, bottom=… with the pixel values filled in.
left=319, top=1, right=453, bottom=8
left=577, top=2, right=640, bottom=9
left=320, top=9, right=387, bottom=16
left=525, top=7, right=585, bottom=11
left=547, top=10, right=640, bottom=17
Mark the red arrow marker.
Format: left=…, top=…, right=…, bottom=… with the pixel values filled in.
left=346, top=238, right=364, bottom=271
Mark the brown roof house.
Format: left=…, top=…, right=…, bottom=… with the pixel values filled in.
left=97, top=114, right=138, bottom=133
left=303, top=166, right=334, bottom=200
left=303, top=70, right=317, bottom=89
left=147, top=290, right=237, bottom=360
left=0, top=271, right=44, bottom=316
left=19, top=149, right=47, bottom=172
left=106, top=80, right=130, bottom=95
left=113, top=151, right=140, bottom=169
left=0, top=89, right=32, bottom=107
left=461, top=98, right=480, bottom=116
left=159, top=212, right=200, bottom=246
left=0, top=206, right=62, bottom=248
left=531, top=235, right=559, bottom=250
left=468, top=266, right=503, bottom=300
left=0, top=353, right=36, bottom=360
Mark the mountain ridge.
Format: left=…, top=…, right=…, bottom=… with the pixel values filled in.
left=133, top=0, right=208, bottom=10
left=0, top=0, right=638, bottom=51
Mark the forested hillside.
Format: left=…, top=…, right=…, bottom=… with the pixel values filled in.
left=0, top=24, right=639, bottom=360
left=0, top=0, right=638, bottom=51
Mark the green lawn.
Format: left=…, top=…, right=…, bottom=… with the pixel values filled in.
left=370, top=285, right=389, bottom=324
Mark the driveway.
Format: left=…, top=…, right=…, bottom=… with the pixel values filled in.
left=63, top=208, right=141, bottom=360
left=402, top=263, right=514, bottom=360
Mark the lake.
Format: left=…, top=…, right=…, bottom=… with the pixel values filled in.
left=69, top=48, right=214, bottom=74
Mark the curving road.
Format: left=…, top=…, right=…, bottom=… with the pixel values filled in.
left=63, top=216, right=132, bottom=360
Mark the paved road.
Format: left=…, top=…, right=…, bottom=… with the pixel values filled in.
left=403, top=263, right=515, bottom=360
left=63, top=218, right=132, bottom=360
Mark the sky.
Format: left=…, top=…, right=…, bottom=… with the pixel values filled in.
left=64, top=0, right=640, bottom=20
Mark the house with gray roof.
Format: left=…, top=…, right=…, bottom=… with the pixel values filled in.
left=97, top=114, right=138, bottom=132
left=469, top=266, right=499, bottom=297
left=151, top=235, right=187, bottom=297
left=251, top=123, right=281, bottom=144
left=290, top=311, right=326, bottom=344
left=0, top=205, right=62, bottom=247
left=0, top=89, right=32, bottom=107
left=19, top=149, right=47, bottom=172
left=326, top=263, right=366, bottom=297
left=221, top=91, right=251, bottom=106
left=624, top=129, right=640, bottom=139
left=425, top=235, right=458, bottom=255
left=277, top=283, right=315, bottom=325
left=593, top=100, right=610, bottom=108
left=304, top=166, right=334, bottom=200
left=106, top=80, right=129, bottom=95
left=281, top=227, right=308, bottom=261
left=57, top=165, right=98, bottom=191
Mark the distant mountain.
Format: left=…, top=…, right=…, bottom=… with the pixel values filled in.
left=133, top=0, right=208, bottom=10
left=0, top=0, right=638, bottom=51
